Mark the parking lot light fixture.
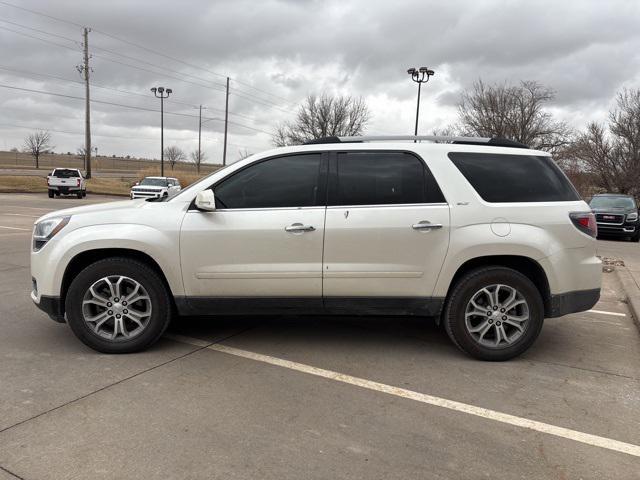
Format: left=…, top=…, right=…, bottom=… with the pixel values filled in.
left=151, top=86, right=172, bottom=176
left=407, top=66, right=435, bottom=140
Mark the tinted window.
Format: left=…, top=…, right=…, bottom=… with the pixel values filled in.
left=54, top=169, right=79, bottom=178
left=449, top=152, right=580, bottom=203
left=331, top=152, right=444, bottom=206
left=215, top=154, right=323, bottom=209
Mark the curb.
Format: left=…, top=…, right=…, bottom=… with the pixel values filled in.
left=614, top=266, right=640, bottom=332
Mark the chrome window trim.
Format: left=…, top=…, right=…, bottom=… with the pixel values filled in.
left=327, top=202, right=448, bottom=209
left=187, top=206, right=326, bottom=213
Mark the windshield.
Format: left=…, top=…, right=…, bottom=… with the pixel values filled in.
left=139, top=178, right=168, bottom=187
left=54, top=169, right=80, bottom=178
left=590, top=196, right=636, bottom=210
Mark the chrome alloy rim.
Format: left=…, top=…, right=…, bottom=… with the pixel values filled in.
left=81, top=276, right=152, bottom=341
left=464, top=284, right=529, bottom=348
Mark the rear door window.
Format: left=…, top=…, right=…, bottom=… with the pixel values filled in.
left=448, top=152, right=580, bottom=202
left=330, top=151, right=445, bottom=206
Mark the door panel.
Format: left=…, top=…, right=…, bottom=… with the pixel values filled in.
left=322, top=205, right=450, bottom=297
left=180, top=208, right=325, bottom=297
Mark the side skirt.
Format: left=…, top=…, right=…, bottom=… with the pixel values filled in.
left=174, top=296, right=445, bottom=317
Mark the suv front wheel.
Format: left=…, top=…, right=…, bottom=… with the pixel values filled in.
left=65, top=257, right=172, bottom=353
left=443, top=267, right=544, bottom=361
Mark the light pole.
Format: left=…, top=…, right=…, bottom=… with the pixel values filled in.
left=407, top=67, right=434, bottom=140
left=151, top=86, right=172, bottom=176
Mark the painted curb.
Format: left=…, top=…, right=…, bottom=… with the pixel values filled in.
left=614, top=266, right=640, bottom=333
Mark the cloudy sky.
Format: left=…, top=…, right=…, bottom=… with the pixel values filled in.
left=0, top=0, right=639, bottom=163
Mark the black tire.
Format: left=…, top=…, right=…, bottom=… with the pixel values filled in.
left=65, top=257, right=172, bottom=353
left=48, top=189, right=54, bottom=198
left=83, top=190, right=87, bottom=197
left=55, top=191, right=60, bottom=197
left=631, top=231, right=640, bottom=242
left=443, top=267, right=544, bottom=361
left=76, top=191, right=83, bottom=199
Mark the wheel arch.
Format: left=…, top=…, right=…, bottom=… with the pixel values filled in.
left=60, top=248, right=175, bottom=317
left=444, top=255, right=552, bottom=318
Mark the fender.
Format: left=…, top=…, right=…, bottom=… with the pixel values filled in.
left=32, top=223, right=184, bottom=297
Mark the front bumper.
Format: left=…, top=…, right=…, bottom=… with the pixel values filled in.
left=130, top=190, right=164, bottom=199
left=596, top=222, right=638, bottom=237
left=548, top=288, right=600, bottom=318
left=31, top=290, right=65, bottom=323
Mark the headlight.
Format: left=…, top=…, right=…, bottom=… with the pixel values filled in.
left=627, top=212, right=638, bottom=222
left=33, top=216, right=71, bottom=251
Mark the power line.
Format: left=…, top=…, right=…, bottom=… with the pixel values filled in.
left=0, top=15, right=295, bottom=114
left=0, top=64, right=257, bottom=119
left=0, top=83, right=272, bottom=134
left=0, top=0, right=84, bottom=28
left=0, top=0, right=296, bottom=107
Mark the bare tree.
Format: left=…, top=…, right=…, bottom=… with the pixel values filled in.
left=164, top=146, right=185, bottom=170
left=567, top=88, right=640, bottom=197
left=23, top=130, right=53, bottom=169
left=458, top=80, right=571, bottom=152
left=190, top=149, right=207, bottom=173
left=273, top=93, right=371, bottom=146
left=237, top=148, right=252, bottom=161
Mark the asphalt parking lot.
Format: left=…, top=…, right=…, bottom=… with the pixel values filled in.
left=0, top=193, right=639, bottom=479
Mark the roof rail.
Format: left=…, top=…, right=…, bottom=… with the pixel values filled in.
left=304, top=135, right=528, bottom=149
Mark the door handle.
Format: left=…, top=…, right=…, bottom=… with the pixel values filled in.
left=285, top=223, right=316, bottom=233
left=412, top=221, right=443, bottom=231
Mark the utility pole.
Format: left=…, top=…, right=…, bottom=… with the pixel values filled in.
left=195, top=105, right=208, bottom=172
left=80, top=27, right=92, bottom=178
left=223, top=76, right=229, bottom=166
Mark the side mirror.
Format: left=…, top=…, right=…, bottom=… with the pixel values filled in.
left=195, top=189, right=216, bottom=211
left=134, top=182, right=139, bottom=186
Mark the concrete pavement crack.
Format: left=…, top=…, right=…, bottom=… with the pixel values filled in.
left=0, top=326, right=256, bottom=436
left=0, top=465, right=26, bottom=480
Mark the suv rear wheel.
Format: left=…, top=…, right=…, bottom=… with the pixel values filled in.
left=443, top=267, right=544, bottom=361
left=65, top=257, right=172, bottom=353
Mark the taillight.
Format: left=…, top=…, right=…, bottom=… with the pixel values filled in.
left=569, top=212, right=597, bottom=238
left=77, top=179, right=81, bottom=187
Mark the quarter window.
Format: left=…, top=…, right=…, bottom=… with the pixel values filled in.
left=214, top=154, right=324, bottom=209
left=449, top=152, right=580, bottom=203
left=330, top=152, right=444, bottom=206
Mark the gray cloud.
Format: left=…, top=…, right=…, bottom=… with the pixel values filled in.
left=0, top=0, right=638, bottom=160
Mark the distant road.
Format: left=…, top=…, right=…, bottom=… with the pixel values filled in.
left=0, top=168, right=138, bottom=178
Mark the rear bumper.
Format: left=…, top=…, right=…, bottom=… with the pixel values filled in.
left=548, top=288, right=600, bottom=318
left=49, top=186, right=82, bottom=193
left=31, top=290, right=65, bottom=323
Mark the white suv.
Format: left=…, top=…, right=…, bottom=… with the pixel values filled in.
left=130, top=176, right=181, bottom=199
left=30, top=136, right=601, bottom=360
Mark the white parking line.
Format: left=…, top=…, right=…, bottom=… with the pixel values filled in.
left=165, top=334, right=640, bottom=458
left=0, top=225, right=30, bottom=231
left=587, top=309, right=626, bottom=317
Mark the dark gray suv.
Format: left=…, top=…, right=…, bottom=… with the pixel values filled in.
left=589, top=194, right=640, bottom=242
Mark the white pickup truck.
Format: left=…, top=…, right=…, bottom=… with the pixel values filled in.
left=47, top=168, right=87, bottom=199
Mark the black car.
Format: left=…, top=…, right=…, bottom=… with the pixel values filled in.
left=589, top=194, right=640, bottom=242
